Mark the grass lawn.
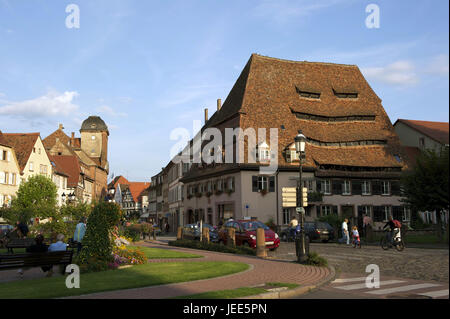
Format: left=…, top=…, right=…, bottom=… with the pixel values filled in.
left=173, top=282, right=300, bottom=299
left=0, top=261, right=249, bottom=299
left=131, top=246, right=202, bottom=259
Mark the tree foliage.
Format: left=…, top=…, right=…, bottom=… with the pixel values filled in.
left=401, top=148, right=449, bottom=212
left=8, top=175, right=57, bottom=223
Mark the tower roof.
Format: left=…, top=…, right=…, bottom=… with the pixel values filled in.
left=80, top=116, right=109, bottom=134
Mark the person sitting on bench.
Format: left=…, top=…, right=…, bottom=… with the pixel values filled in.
left=46, top=234, right=68, bottom=277
left=17, top=234, right=51, bottom=278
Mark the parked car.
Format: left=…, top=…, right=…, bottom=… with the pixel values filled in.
left=182, top=223, right=219, bottom=243
left=280, top=221, right=335, bottom=243
left=0, top=224, right=13, bottom=237
left=218, top=220, right=280, bottom=251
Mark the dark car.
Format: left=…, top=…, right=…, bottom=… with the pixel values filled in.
left=0, top=224, right=13, bottom=237
left=218, top=220, right=280, bottom=251
left=182, top=223, right=219, bottom=243
left=280, top=221, right=335, bottom=243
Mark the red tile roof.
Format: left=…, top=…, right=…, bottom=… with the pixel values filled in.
left=185, top=54, right=407, bottom=180
left=108, top=175, right=130, bottom=190
left=0, top=131, right=10, bottom=147
left=48, top=155, right=81, bottom=187
left=2, top=133, right=40, bottom=172
left=128, top=182, right=151, bottom=203
left=395, top=119, right=449, bottom=145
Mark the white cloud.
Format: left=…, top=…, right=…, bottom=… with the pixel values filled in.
left=0, top=90, right=80, bottom=118
left=96, top=105, right=127, bottom=117
left=253, top=0, right=352, bottom=23
left=426, top=54, right=449, bottom=75
left=361, top=61, right=419, bottom=86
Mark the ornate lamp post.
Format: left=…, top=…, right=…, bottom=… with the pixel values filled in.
left=294, top=130, right=309, bottom=263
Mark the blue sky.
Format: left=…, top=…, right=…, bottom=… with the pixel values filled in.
left=0, top=0, right=448, bottom=181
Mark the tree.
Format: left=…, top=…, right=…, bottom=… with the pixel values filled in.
left=7, top=175, right=58, bottom=224
left=401, top=147, right=449, bottom=240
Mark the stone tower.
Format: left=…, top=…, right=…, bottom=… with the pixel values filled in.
left=80, top=116, right=109, bottom=172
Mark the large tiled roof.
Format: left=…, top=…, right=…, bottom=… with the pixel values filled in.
left=43, top=129, right=71, bottom=150
left=394, top=119, right=449, bottom=145
left=108, top=175, right=130, bottom=190
left=0, top=131, right=10, bottom=147
left=2, top=133, right=40, bottom=172
left=129, top=182, right=151, bottom=203
left=183, top=54, right=408, bottom=181
left=48, top=155, right=81, bottom=188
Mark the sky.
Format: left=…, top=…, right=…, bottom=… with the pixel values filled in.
left=0, top=0, right=448, bottom=182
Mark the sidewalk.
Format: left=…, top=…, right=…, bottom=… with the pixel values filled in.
left=68, top=241, right=334, bottom=299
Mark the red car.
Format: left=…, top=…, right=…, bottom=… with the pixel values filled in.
left=218, top=220, right=280, bottom=251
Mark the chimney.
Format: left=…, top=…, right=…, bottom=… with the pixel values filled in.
left=58, top=124, right=64, bottom=130
left=204, top=108, right=209, bottom=123
left=71, top=132, right=75, bottom=147
left=217, top=99, right=222, bottom=111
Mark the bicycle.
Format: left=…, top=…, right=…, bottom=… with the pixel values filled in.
left=352, top=236, right=361, bottom=248
left=380, top=228, right=405, bottom=251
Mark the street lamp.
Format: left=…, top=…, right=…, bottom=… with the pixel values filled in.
left=294, top=130, right=309, bottom=263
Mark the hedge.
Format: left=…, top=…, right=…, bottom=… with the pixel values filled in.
left=168, top=239, right=256, bottom=256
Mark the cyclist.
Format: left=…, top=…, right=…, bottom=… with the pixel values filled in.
left=383, top=216, right=399, bottom=246
left=289, top=216, right=298, bottom=240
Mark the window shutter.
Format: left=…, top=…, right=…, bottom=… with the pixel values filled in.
left=391, top=181, right=401, bottom=196
left=286, top=150, right=291, bottom=163
left=252, top=176, right=258, bottom=192
left=332, top=206, right=338, bottom=215
left=269, top=176, right=275, bottom=192
left=352, top=180, right=362, bottom=195
left=7, top=151, right=11, bottom=162
left=332, top=180, right=343, bottom=195
left=372, top=181, right=382, bottom=195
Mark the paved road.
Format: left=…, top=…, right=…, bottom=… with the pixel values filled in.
left=269, top=242, right=449, bottom=283
left=297, top=272, right=448, bottom=299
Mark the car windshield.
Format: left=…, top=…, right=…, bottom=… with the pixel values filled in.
left=242, top=221, right=269, bottom=231
left=316, top=222, right=330, bottom=229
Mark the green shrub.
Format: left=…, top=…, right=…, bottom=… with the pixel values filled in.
left=305, top=252, right=328, bottom=267
left=169, top=239, right=256, bottom=256
left=77, top=202, right=122, bottom=273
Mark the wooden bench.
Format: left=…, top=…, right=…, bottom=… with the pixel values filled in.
left=5, top=238, right=36, bottom=253
left=0, top=251, right=74, bottom=273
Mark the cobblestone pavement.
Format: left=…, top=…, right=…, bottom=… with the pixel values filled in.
left=269, top=242, right=449, bottom=283
left=68, top=242, right=331, bottom=299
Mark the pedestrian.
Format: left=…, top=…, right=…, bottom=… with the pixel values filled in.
left=15, top=220, right=29, bottom=238
left=351, top=226, right=360, bottom=247
left=165, top=222, right=170, bottom=234
left=73, top=217, right=87, bottom=254
left=363, top=214, right=372, bottom=238
left=339, top=219, right=350, bottom=245
left=47, top=234, right=68, bottom=277
left=17, top=234, right=49, bottom=278
left=289, top=216, right=298, bottom=240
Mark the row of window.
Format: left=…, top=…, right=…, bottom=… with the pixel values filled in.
left=187, top=177, right=235, bottom=196
left=251, top=176, right=276, bottom=193
left=295, top=87, right=359, bottom=99
left=317, top=205, right=411, bottom=222
left=0, top=172, right=16, bottom=186
left=318, top=179, right=401, bottom=196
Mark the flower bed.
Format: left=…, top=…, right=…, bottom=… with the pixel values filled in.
left=111, top=245, right=147, bottom=269
left=169, top=239, right=256, bottom=256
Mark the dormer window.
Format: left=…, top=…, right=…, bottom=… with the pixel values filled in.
left=296, top=87, right=320, bottom=99
left=285, top=143, right=299, bottom=162
left=256, top=142, right=270, bottom=162
left=333, top=89, right=358, bottom=98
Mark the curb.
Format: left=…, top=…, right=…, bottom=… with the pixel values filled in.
left=239, top=265, right=337, bottom=299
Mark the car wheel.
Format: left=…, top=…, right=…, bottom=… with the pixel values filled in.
left=281, top=234, right=288, bottom=242
left=322, top=239, right=329, bottom=243
left=242, top=241, right=250, bottom=247
left=269, top=247, right=277, bottom=251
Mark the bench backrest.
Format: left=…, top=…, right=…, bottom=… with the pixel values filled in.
left=6, top=238, right=36, bottom=248
left=0, top=251, right=73, bottom=270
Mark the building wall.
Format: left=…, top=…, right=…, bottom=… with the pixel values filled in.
left=394, top=122, right=443, bottom=152
left=52, top=173, right=68, bottom=207
left=0, top=145, right=20, bottom=207
left=20, top=138, right=52, bottom=184
left=80, top=131, right=104, bottom=159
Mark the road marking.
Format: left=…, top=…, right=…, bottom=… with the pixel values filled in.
left=418, top=289, right=449, bottom=298
left=320, top=254, right=364, bottom=261
left=335, top=280, right=405, bottom=291
left=366, top=283, right=441, bottom=295
left=332, top=277, right=367, bottom=283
